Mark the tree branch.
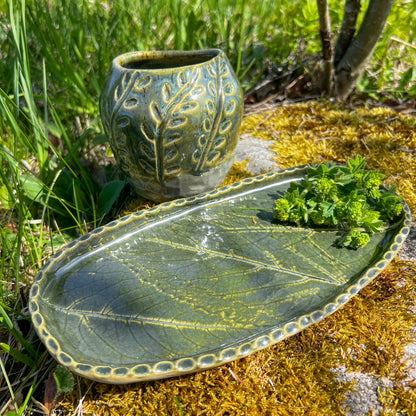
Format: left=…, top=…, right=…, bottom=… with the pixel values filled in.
left=316, top=0, right=333, bottom=94
left=334, top=0, right=361, bottom=67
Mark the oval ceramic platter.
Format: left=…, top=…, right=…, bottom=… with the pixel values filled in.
left=29, top=166, right=411, bottom=384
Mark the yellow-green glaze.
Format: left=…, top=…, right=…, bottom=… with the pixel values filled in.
left=99, top=49, right=243, bottom=201
left=29, top=167, right=411, bottom=384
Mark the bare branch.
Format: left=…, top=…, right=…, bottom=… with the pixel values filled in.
left=316, top=0, right=333, bottom=94
left=334, top=0, right=361, bottom=67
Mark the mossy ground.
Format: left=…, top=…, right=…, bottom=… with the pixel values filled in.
left=58, top=102, right=416, bottom=415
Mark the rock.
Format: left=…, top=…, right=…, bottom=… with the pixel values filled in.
left=333, top=367, right=394, bottom=416
left=400, top=224, right=416, bottom=262
left=402, top=342, right=416, bottom=390
left=234, top=134, right=278, bottom=175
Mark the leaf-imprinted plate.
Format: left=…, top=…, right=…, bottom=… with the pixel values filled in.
left=29, top=166, right=411, bottom=383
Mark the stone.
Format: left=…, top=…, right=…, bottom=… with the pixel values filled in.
left=234, top=134, right=278, bottom=174
left=400, top=224, right=416, bottom=262
left=333, top=367, right=394, bottom=416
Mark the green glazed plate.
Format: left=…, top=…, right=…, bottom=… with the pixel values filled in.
left=29, top=166, right=411, bottom=383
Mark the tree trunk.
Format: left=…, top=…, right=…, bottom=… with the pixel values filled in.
left=334, top=0, right=393, bottom=98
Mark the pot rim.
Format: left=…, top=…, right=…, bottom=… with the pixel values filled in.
left=113, top=49, right=224, bottom=72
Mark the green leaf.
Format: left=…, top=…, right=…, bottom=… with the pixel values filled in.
left=92, top=134, right=108, bottom=147
left=0, top=184, right=14, bottom=209
left=398, top=68, right=414, bottom=90
left=0, top=343, right=35, bottom=368
left=321, top=201, right=335, bottom=218
left=98, top=180, right=127, bottom=216
left=346, top=155, right=366, bottom=173
left=408, top=84, right=416, bottom=97
left=0, top=228, right=17, bottom=251
left=359, top=210, right=383, bottom=233
left=53, top=365, right=74, bottom=395
left=308, top=163, right=327, bottom=178
left=293, top=17, right=305, bottom=28
left=21, top=174, right=46, bottom=204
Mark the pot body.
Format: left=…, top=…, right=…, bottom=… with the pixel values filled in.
left=99, top=49, right=243, bottom=201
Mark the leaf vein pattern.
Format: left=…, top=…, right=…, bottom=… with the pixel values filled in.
left=42, top=301, right=250, bottom=331
left=143, top=237, right=343, bottom=285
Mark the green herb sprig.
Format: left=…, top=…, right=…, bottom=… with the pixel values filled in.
left=273, top=156, right=404, bottom=249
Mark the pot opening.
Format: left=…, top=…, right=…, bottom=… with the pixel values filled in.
left=121, top=51, right=219, bottom=70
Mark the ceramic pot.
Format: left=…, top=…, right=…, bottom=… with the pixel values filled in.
left=99, top=49, right=243, bottom=201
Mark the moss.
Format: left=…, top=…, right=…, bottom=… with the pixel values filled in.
left=220, top=159, right=252, bottom=186
left=58, top=102, right=416, bottom=415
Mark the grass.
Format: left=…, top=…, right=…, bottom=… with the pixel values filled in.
left=0, top=0, right=415, bottom=414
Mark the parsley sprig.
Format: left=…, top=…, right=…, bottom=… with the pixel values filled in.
left=273, top=156, right=404, bottom=249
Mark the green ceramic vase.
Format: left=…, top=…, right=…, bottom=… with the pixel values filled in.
left=99, top=49, right=244, bottom=201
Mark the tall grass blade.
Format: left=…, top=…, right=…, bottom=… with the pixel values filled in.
left=0, top=304, right=38, bottom=359
left=9, top=0, right=49, bottom=180
left=0, top=357, right=19, bottom=415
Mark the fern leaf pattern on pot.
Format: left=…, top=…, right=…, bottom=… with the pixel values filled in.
left=139, top=68, right=202, bottom=185
left=100, top=72, right=153, bottom=179
left=192, top=58, right=238, bottom=174
left=100, top=49, right=243, bottom=201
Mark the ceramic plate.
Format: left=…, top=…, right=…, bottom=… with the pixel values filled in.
left=29, top=166, right=411, bottom=383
